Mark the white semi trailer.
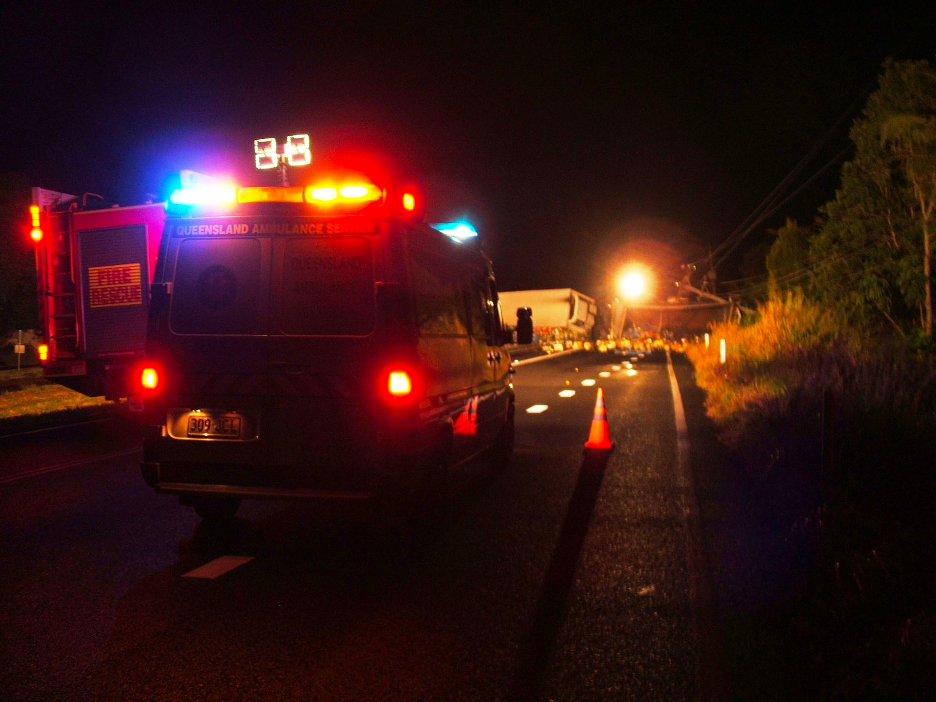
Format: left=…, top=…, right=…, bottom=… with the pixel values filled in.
left=499, top=288, right=597, bottom=347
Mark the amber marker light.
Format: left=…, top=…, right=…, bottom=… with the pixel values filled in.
left=37, top=344, right=48, bottom=362
left=402, top=193, right=416, bottom=211
left=387, top=370, right=412, bottom=397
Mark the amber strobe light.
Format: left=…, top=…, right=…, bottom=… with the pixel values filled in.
left=29, top=205, right=43, bottom=242
left=387, top=370, right=412, bottom=396
left=140, top=367, right=160, bottom=391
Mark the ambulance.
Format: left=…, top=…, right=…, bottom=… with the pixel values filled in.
left=139, top=175, right=530, bottom=523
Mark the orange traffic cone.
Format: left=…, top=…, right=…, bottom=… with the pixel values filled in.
left=584, top=387, right=614, bottom=451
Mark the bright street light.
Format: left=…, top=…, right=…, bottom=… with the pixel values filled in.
left=616, top=266, right=653, bottom=301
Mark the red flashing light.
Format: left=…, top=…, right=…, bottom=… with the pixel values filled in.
left=402, top=193, right=416, bottom=211
left=387, top=370, right=412, bottom=397
left=140, top=366, right=160, bottom=391
left=37, top=344, right=48, bottom=362
left=29, top=205, right=43, bottom=242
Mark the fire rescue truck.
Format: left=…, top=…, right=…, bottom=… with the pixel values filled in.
left=30, top=187, right=166, bottom=400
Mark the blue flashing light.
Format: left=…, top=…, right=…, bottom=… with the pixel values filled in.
left=431, top=221, right=478, bottom=242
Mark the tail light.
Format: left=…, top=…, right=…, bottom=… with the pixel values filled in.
left=29, top=205, right=43, bottom=242
left=402, top=193, right=416, bottom=211
left=37, top=344, right=48, bottom=362
left=387, top=370, right=412, bottom=397
left=140, top=366, right=160, bottom=391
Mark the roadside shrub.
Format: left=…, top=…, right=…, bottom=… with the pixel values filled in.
left=685, top=290, right=936, bottom=698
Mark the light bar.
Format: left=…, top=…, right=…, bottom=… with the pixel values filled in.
left=169, top=186, right=237, bottom=206
left=431, top=221, right=478, bottom=242
left=306, top=187, right=338, bottom=202
left=237, top=186, right=304, bottom=203
left=304, top=183, right=381, bottom=204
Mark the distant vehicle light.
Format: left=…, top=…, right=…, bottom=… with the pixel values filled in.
left=306, top=187, right=338, bottom=202
left=169, top=186, right=237, bottom=207
left=38, top=344, right=48, bottom=362
left=387, top=370, right=412, bottom=396
left=140, top=367, right=160, bottom=391
left=402, top=193, right=416, bottom=211
left=30, top=227, right=43, bottom=242
left=431, top=221, right=478, bottom=242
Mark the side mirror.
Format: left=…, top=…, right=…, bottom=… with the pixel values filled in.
left=516, top=307, right=533, bottom=345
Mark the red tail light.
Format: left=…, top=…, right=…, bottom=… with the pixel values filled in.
left=29, top=205, right=43, bottom=242
left=140, top=367, right=160, bottom=391
left=387, top=370, right=412, bottom=397
left=402, top=193, right=416, bottom=211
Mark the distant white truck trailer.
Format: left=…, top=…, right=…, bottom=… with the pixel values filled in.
left=499, top=288, right=597, bottom=346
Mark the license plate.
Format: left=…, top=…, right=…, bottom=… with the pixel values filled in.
left=186, top=412, right=242, bottom=439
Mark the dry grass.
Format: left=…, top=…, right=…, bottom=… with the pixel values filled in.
left=0, top=382, right=108, bottom=419
left=684, top=290, right=936, bottom=698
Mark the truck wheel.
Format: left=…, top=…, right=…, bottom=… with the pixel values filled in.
left=191, top=496, right=241, bottom=524
left=489, top=405, right=515, bottom=473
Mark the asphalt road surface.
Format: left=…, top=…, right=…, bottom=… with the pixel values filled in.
left=1, top=350, right=715, bottom=701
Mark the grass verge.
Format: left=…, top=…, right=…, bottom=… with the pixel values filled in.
left=687, top=291, right=936, bottom=698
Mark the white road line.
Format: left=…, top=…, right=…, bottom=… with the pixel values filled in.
left=558, top=390, right=576, bottom=398
left=666, top=349, right=722, bottom=698
left=0, top=447, right=142, bottom=485
left=525, top=405, right=549, bottom=414
left=511, top=348, right=585, bottom=366
left=599, top=371, right=611, bottom=378
left=183, top=555, right=255, bottom=579
left=581, top=379, right=596, bottom=386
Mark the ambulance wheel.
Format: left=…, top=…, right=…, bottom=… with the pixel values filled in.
left=191, top=496, right=241, bottom=524
left=489, top=405, right=515, bottom=473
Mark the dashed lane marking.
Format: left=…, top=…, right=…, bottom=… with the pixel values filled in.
left=558, top=390, right=576, bottom=398
left=581, top=379, right=596, bottom=386
left=599, top=371, right=611, bottom=378
left=525, top=405, right=549, bottom=414
left=182, top=555, right=255, bottom=579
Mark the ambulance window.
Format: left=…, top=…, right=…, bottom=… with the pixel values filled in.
left=279, top=236, right=375, bottom=336
left=411, top=249, right=469, bottom=336
left=170, top=238, right=264, bottom=335
left=466, top=275, right=488, bottom=340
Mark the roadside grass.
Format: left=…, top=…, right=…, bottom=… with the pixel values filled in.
left=686, top=291, right=936, bottom=698
left=0, top=382, right=109, bottom=419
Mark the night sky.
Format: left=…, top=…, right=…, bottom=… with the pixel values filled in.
left=4, top=3, right=935, bottom=298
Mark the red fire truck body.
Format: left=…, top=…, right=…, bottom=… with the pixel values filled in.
left=32, top=188, right=166, bottom=399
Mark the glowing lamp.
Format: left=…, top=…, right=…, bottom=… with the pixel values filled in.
left=29, top=205, right=43, bottom=242
left=387, top=370, right=412, bottom=396
left=339, top=185, right=370, bottom=199
left=617, top=268, right=652, bottom=301
left=306, top=187, right=338, bottom=202
left=37, top=344, right=48, bottom=362
left=431, top=221, right=478, bottom=242
left=402, top=193, right=416, bottom=211
left=140, top=367, right=160, bottom=391
left=169, top=186, right=237, bottom=206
